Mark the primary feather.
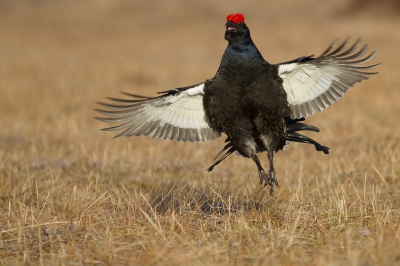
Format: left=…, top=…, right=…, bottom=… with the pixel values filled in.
left=277, top=38, right=379, bottom=118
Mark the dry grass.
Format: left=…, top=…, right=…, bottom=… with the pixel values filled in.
left=1, top=1, right=400, bottom=265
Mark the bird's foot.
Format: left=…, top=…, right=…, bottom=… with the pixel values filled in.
left=269, top=169, right=279, bottom=188
left=259, top=170, right=279, bottom=195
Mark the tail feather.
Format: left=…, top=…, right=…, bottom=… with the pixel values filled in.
left=285, top=117, right=329, bottom=154
left=208, top=117, right=329, bottom=172
left=207, top=143, right=237, bottom=172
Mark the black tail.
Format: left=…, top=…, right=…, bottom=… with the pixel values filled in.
left=207, top=118, right=329, bottom=172
left=207, top=137, right=237, bottom=172
left=285, top=117, right=329, bottom=154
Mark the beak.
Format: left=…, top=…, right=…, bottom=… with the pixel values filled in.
left=225, top=21, right=237, bottom=32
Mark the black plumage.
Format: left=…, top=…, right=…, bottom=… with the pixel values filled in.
left=95, top=14, right=379, bottom=194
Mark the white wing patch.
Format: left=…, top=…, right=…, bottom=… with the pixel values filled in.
left=277, top=63, right=297, bottom=76
left=280, top=63, right=340, bottom=105
left=96, top=83, right=221, bottom=142
left=277, top=38, right=379, bottom=119
left=186, top=83, right=205, bottom=96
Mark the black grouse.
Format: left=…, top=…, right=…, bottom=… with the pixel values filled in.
left=96, top=13, right=379, bottom=194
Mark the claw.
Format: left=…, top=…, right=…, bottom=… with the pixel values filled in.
left=258, top=169, right=279, bottom=195
left=259, top=169, right=275, bottom=193
left=269, top=185, right=274, bottom=195
left=269, top=170, right=279, bottom=188
left=252, top=154, right=279, bottom=195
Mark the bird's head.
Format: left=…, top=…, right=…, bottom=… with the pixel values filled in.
left=225, top=13, right=250, bottom=43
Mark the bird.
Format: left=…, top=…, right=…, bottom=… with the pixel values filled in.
left=95, top=13, right=379, bottom=194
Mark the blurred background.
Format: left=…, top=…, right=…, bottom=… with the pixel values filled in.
left=0, top=0, right=399, bottom=184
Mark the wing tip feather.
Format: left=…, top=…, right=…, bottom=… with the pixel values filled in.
left=95, top=85, right=221, bottom=143
left=284, top=38, right=379, bottom=118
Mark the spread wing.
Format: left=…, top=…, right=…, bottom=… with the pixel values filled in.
left=95, top=83, right=221, bottom=142
left=276, top=38, right=380, bottom=119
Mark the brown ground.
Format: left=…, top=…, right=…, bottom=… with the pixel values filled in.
left=1, top=0, right=399, bottom=265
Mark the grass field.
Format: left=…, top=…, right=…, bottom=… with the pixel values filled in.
left=1, top=1, right=400, bottom=265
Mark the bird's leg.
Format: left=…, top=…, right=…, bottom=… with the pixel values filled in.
left=267, top=151, right=279, bottom=190
left=251, top=153, right=279, bottom=195
left=251, top=154, right=273, bottom=188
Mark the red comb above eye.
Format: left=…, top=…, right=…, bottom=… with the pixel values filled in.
left=226, top=13, right=245, bottom=24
